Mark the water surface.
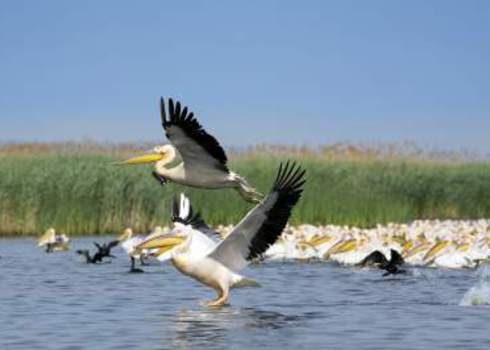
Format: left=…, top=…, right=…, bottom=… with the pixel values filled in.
left=1, top=237, right=489, bottom=350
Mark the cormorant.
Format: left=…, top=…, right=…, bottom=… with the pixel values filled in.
left=358, top=249, right=406, bottom=276
left=76, top=240, right=119, bottom=264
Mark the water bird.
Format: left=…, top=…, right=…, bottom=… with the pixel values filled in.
left=358, top=249, right=405, bottom=276
left=215, top=220, right=490, bottom=268
left=118, top=190, right=214, bottom=272
left=76, top=240, right=119, bottom=264
left=37, top=228, right=70, bottom=253
left=139, top=161, right=305, bottom=306
left=119, top=97, right=262, bottom=203
left=117, top=228, right=148, bottom=273
left=135, top=193, right=220, bottom=263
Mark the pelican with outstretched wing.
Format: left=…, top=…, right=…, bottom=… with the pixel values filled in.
left=119, top=97, right=262, bottom=203
left=139, top=161, right=305, bottom=306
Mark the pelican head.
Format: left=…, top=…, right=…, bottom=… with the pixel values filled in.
left=117, top=228, right=133, bottom=242
left=119, top=145, right=175, bottom=166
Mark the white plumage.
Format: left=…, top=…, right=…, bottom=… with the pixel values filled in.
left=120, top=97, right=262, bottom=203
left=140, top=161, right=306, bottom=306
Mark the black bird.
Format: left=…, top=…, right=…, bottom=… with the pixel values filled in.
left=77, top=240, right=119, bottom=264
left=358, top=249, right=406, bottom=276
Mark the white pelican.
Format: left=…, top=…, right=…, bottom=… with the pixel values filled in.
left=134, top=193, right=220, bottom=262
left=120, top=97, right=262, bottom=203
left=117, top=228, right=146, bottom=273
left=37, top=228, right=70, bottom=252
left=139, top=161, right=306, bottom=306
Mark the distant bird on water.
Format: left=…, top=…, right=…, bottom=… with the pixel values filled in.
left=139, top=161, right=306, bottom=307
left=76, top=240, right=119, bottom=264
left=358, top=249, right=406, bottom=276
left=117, top=228, right=147, bottom=273
left=119, top=97, right=262, bottom=203
left=37, top=228, right=70, bottom=253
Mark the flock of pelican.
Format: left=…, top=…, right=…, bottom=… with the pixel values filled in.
left=35, top=97, right=490, bottom=306
left=261, top=220, right=490, bottom=269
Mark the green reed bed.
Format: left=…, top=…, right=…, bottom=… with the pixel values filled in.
left=1, top=153, right=490, bottom=236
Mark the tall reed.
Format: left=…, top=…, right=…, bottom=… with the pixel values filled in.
left=1, top=151, right=490, bottom=236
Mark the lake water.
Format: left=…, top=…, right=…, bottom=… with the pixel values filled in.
left=1, top=237, right=490, bottom=350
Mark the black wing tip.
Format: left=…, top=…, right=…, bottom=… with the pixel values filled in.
left=170, top=194, right=210, bottom=231
left=159, top=97, right=228, bottom=166
left=273, top=160, right=306, bottom=197
left=160, top=97, right=182, bottom=128
left=160, top=97, right=167, bottom=128
left=246, top=161, right=306, bottom=261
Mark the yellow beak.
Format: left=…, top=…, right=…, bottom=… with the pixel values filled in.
left=136, top=236, right=185, bottom=250
left=119, top=153, right=165, bottom=165
left=423, top=240, right=451, bottom=262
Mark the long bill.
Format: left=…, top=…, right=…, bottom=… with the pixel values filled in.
left=134, top=235, right=186, bottom=255
left=118, top=153, right=164, bottom=165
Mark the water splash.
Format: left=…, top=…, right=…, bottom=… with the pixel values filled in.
left=459, top=267, right=490, bottom=307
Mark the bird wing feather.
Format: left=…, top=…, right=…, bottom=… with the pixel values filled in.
left=208, top=161, right=305, bottom=271
left=171, top=193, right=219, bottom=238
left=38, top=229, right=56, bottom=246
left=160, top=97, right=228, bottom=173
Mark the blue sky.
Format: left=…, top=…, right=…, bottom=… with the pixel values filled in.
left=1, top=0, right=490, bottom=151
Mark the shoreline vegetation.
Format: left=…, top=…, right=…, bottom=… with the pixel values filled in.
left=1, top=142, right=490, bottom=236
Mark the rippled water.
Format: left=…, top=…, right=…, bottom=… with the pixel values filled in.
left=1, top=237, right=490, bottom=350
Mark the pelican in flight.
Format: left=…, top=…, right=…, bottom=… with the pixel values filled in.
left=120, top=97, right=262, bottom=203
left=139, top=161, right=306, bottom=306
left=37, top=228, right=70, bottom=253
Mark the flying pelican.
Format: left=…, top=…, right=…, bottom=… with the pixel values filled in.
left=138, top=161, right=306, bottom=306
left=37, top=228, right=70, bottom=253
left=119, top=97, right=262, bottom=203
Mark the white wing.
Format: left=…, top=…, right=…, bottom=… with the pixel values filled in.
left=208, top=161, right=306, bottom=271
left=38, top=229, right=56, bottom=246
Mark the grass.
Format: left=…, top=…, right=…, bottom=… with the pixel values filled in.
left=1, top=143, right=490, bottom=236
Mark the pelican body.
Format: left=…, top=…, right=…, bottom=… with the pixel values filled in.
left=37, top=228, right=70, bottom=253
left=120, top=97, right=262, bottom=203
left=140, top=161, right=306, bottom=306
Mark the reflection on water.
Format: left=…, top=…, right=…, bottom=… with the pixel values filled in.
left=171, top=307, right=308, bottom=348
left=2, top=237, right=490, bottom=350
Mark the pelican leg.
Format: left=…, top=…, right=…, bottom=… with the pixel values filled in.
left=235, top=185, right=262, bottom=204
left=203, top=287, right=229, bottom=307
